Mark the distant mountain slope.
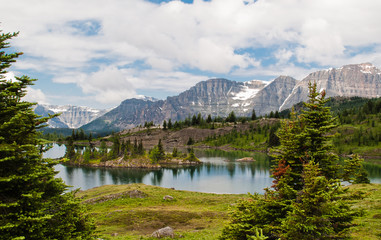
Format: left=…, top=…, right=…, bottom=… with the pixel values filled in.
left=253, top=76, right=298, bottom=115
left=279, top=63, right=381, bottom=111
left=82, top=63, right=381, bottom=132
left=35, top=104, right=109, bottom=129
left=82, top=77, right=297, bottom=131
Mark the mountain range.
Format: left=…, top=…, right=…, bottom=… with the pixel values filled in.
left=34, top=105, right=109, bottom=129
left=37, top=63, right=381, bottom=132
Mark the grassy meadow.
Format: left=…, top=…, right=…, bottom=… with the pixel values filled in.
left=77, top=183, right=381, bottom=240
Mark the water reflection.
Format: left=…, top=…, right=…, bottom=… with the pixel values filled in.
left=363, top=162, right=381, bottom=183
left=47, top=144, right=381, bottom=194
left=43, top=143, right=66, bottom=159
left=54, top=150, right=273, bottom=194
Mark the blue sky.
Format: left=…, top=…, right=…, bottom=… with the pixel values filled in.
left=1, top=0, right=381, bottom=109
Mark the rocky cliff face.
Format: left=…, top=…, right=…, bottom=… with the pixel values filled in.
left=253, top=76, right=298, bottom=116
left=35, top=104, right=108, bottom=129
left=279, top=63, right=381, bottom=111
left=84, top=98, right=163, bottom=131
left=83, top=77, right=297, bottom=131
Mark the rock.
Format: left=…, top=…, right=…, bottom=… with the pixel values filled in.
left=151, top=226, right=174, bottom=238
left=128, top=189, right=147, bottom=198
left=163, top=195, right=174, bottom=201
left=111, top=233, right=118, bottom=236
left=236, top=157, right=255, bottom=162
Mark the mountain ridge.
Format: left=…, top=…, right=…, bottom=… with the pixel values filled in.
left=35, top=104, right=109, bottom=129
left=82, top=77, right=297, bottom=131
left=279, top=63, right=381, bottom=111
left=45, top=63, right=381, bottom=132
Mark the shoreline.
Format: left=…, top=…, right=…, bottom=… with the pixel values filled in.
left=62, top=157, right=202, bottom=169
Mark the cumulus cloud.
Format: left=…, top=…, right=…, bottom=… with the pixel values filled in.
left=53, top=65, right=206, bottom=104
left=23, top=87, right=48, bottom=104
left=1, top=0, right=381, bottom=107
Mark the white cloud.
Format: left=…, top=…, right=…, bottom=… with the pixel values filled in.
left=275, top=49, right=294, bottom=65
left=53, top=66, right=207, bottom=104
left=1, top=0, right=381, bottom=107
left=23, top=87, right=48, bottom=104
left=2, top=72, right=17, bottom=81
left=296, top=18, right=345, bottom=64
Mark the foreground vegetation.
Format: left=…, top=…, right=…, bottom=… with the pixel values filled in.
left=0, top=30, right=95, bottom=239
left=77, top=183, right=381, bottom=240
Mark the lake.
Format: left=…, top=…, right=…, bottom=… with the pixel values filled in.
left=44, top=144, right=381, bottom=194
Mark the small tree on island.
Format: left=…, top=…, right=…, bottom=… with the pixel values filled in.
left=0, top=30, right=95, bottom=239
left=149, top=139, right=166, bottom=163
left=186, top=148, right=200, bottom=162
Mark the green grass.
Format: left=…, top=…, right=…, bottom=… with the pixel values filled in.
left=77, top=183, right=381, bottom=240
left=344, top=184, right=381, bottom=239
left=78, top=184, right=246, bottom=239
left=202, top=129, right=270, bottom=151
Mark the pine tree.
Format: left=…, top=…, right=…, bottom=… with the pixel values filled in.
left=251, top=109, right=257, bottom=120
left=99, top=140, right=108, bottom=161
left=110, top=132, right=121, bottom=158
left=227, top=111, right=237, bottom=123
left=271, top=108, right=306, bottom=192
left=197, top=113, right=202, bottom=125
left=206, top=114, right=212, bottom=123
left=83, top=146, right=91, bottom=164
left=65, top=137, right=76, bottom=161
left=0, top=30, right=95, bottom=239
left=343, top=154, right=370, bottom=184
left=157, top=139, right=165, bottom=159
left=300, top=83, right=340, bottom=179
left=281, top=161, right=355, bottom=239
left=149, top=139, right=165, bottom=163
left=138, top=139, right=144, bottom=155
left=172, top=147, right=178, bottom=158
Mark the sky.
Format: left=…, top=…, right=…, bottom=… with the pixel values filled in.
left=1, top=0, right=381, bottom=109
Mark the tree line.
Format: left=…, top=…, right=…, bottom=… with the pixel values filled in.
left=65, top=132, right=199, bottom=165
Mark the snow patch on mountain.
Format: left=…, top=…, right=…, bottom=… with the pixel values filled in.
left=136, top=95, right=159, bottom=102
left=36, top=104, right=109, bottom=129
left=232, top=85, right=262, bottom=101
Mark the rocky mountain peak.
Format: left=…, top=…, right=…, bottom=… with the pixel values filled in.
left=338, top=63, right=381, bottom=74
left=35, top=104, right=109, bottom=129
left=279, top=63, right=381, bottom=111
